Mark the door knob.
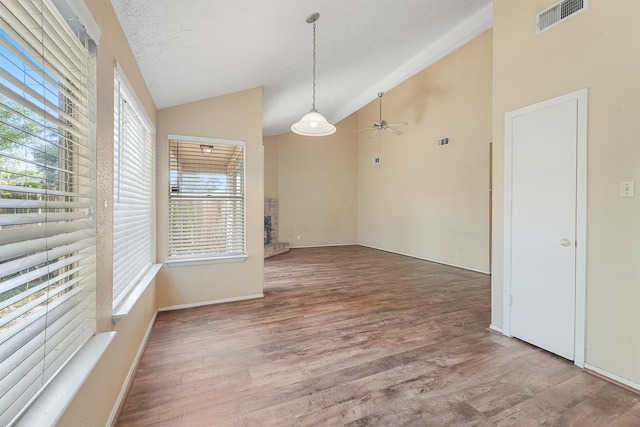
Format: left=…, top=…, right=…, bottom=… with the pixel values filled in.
left=560, top=238, right=571, bottom=247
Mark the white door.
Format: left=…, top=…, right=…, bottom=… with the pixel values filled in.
left=509, top=99, right=578, bottom=360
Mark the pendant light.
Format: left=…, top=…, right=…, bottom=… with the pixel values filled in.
left=291, top=12, right=336, bottom=136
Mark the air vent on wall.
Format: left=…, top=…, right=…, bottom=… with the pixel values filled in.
left=437, top=137, right=449, bottom=147
left=537, top=0, right=587, bottom=34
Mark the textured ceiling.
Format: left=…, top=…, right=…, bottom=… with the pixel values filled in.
left=109, top=0, right=493, bottom=136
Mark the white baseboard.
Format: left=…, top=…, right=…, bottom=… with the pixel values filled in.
left=107, top=311, right=157, bottom=427
left=158, top=293, right=264, bottom=312
left=358, top=244, right=491, bottom=275
left=488, top=324, right=503, bottom=334
left=289, top=243, right=358, bottom=249
left=584, top=363, right=640, bottom=393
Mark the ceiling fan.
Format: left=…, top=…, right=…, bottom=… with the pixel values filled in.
left=355, top=92, right=408, bottom=139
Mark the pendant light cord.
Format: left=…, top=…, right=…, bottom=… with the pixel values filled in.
left=312, top=20, right=317, bottom=110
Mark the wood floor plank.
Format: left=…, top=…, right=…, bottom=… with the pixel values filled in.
left=609, top=402, right=640, bottom=426
left=116, top=246, right=640, bottom=426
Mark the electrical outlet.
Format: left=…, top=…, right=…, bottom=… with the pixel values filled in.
left=297, top=235, right=301, bottom=240
left=620, top=181, right=634, bottom=198
left=373, top=157, right=380, bottom=165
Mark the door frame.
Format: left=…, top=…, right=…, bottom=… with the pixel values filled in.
left=503, top=88, right=588, bottom=367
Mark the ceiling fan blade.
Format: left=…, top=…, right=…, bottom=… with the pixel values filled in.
left=387, top=127, right=403, bottom=136
left=386, top=121, right=408, bottom=127
left=367, top=129, right=379, bottom=139
left=354, top=120, right=381, bottom=133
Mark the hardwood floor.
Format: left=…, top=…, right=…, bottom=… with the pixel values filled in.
left=116, top=246, right=640, bottom=426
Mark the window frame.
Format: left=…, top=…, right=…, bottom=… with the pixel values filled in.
left=112, top=64, right=156, bottom=311
left=0, top=0, right=98, bottom=424
left=166, top=135, right=247, bottom=265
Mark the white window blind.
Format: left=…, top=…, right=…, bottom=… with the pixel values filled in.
left=168, top=138, right=245, bottom=261
left=113, top=68, right=154, bottom=309
left=0, top=0, right=96, bottom=425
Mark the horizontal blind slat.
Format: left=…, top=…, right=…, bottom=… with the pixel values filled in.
left=0, top=254, right=86, bottom=297
left=0, top=221, right=93, bottom=245
left=0, top=229, right=93, bottom=261
left=0, top=237, right=94, bottom=278
left=0, top=265, right=83, bottom=312
left=0, top=211, right=90, bottom=226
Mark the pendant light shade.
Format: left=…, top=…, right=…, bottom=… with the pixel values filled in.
left=292, top=13, right=336, bottom=137
left=291, top=108, right=335, bottom=136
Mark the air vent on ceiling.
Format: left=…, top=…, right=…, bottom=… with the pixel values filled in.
left=537, top=0, right=587, bottom=34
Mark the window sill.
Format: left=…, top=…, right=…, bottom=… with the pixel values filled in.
left=13, top=332, right=116, bottom=427
left=164, top=254, right=248, bottom=267
left=112, top=263, right=163, bottom=321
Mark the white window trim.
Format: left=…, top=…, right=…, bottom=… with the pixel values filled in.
left=164, top=255, right=248, bottom=267
left=51, top=0, right=101, bottom=44
left=112, top=264, right=162, bottom=320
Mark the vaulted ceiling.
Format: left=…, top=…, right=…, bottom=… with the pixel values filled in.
left=109, top=0, right=493, bottom=136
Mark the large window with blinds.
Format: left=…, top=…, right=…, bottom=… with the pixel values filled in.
left=168, top=137, right=245, bottom=261
left=0, top=0, right=96, bottom=424
left=113, top=68, right=154, bottom=308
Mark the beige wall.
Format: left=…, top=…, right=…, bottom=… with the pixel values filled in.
left=263, top=135, right=278, bottom=200
left=276, top=114, right=359, bottom=247
left=492, top=1, right=640, bottom=383
left=267, top=31, right=492, bottom=267
left=59, top=286, right=157, bottom=426
left=61, top=1, right=159, bottom=425
left=358, top=30, right=492, bottom=273
left=155, top=88, right=264, bottom=308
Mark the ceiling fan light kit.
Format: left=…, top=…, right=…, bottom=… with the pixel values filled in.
left=291, top=12, right=336, bottom=137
